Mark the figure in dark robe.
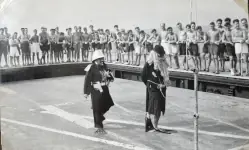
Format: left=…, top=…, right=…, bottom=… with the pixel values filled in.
left=141, top=45, right=171, bottom=133
left=84, top=50, right=114, bottom=134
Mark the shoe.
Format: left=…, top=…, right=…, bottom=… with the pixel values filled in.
left=145, top=117, right=154, bottom=132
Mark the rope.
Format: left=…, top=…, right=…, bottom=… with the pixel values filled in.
left=147, top=80, right=166, bottom=98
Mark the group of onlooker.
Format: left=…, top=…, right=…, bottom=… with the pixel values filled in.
left=0, top=17, right=249, bottom=76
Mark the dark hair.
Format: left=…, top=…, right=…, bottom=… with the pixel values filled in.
left=225, top=17, right=231, bottom=22
left=210, top=22, right=215, bottom=26
left=127, top=30, right=132, bottom=34
left=139, top=30, right=145, bottom=34
left=190, top=22, right=196, bottom=25
left=216, top=19, right=222, bottom=23
left=177, top=22, right=182, bottom=26
left=241, top=18, right=247, bottom=22
left=196, top=26, right=202, bottom=30
left=167, top=27, right=173, bottom=31
left=114, top=25, right=118, bottom=28
left=224, top=23, right=231, bottom=27
left=233, top=19, right=239, bottom=24
left=105, top=29, right=110, bottom=32
left=151, top=29, right=156, bottom=33
left=186, top=24, right=191, bottom=28
left=135, top=27, right=140, bottom=30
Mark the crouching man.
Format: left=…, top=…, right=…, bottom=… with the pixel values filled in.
left=83, top=50, right=114, bottom=134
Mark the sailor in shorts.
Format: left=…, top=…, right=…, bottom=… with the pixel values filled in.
left=166, top=27, right=179, bottom=69
left=187, top=23, right=199, bottom=70
left=232, top=19, right=248, bottom=76
left=82, top=27, right=91, bottom=62
left=176, top=23, right=188, bottom=70
left=223, top=23, right=237, bottom=75
left=105, top=29, right=113, bottom=63
left=30, top=29, right=41, bottom=65
left=206, top=22, right=221, bottom=74
left=160, top=23, right=169, bottom=56
left=9, top=32, right=20, bottom=66
left=196, top=26, right=208, bottom=71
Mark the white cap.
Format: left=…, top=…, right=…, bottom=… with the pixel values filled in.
left=92, top=50, right=104, bottom=62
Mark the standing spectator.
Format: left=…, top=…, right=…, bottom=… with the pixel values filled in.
left=160, top=23, right=169, bottom=65
left=82, top=27, right=91, bottom=62
left=30, top=29, right=41, bottom=65
left=56, top=32, right=65, bottom=63
left=134, top=27, right=141, bottom=66
left=176, top=23, right=188, bottom=70
left=49, top=29, right=57, bottom=64
left=73, top=26, right=82, bottom=62
left=19, top=28, right=31, bottom=66
left=0, top=28, right=8, bottom=67
left=196, top=26, right=208, bottom=71
left=232, top=19, right=248, bottom=76
left=4, top=27, right=11, bottom=65
left=127, top=30, right=136, bottom=65
left=9, top=32, right=20, bottom=66
left=105, top=29, right=113, bottom=63
left=166, top=27, right=179, bottom=69
left=139, top=30, right=148, bottom=65
left=206, top=22, right=221, bottom=74
left=187, top=23, right=199, bottom=70
left=223, top=23, right=237, bottom=75
left=65, top=28, right=73, bottom=62
left=39, top=27, right=50, bottom=64
left=217, top=19, right=226, bottom=72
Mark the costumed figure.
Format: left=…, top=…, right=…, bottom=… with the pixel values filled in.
left=83, top=50, right=114, bottom=134
left=141, top=45, right=171, bottom=133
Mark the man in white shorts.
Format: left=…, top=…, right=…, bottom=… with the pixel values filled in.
left=160, top=23, right=169, bottom=55
left=166, top=27, right=179, bottom=69
left=232, top=19, right=248, bottom=76
left=9, top=32, right=20, bottom=66
left=30, top=29, right=41, bottom=65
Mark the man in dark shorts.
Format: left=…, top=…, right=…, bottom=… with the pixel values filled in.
left=216, top=19, right=226, bottom=72
left=222, top=23, right=237, bottom=75
left=39, top=27, right=50, bottom=64
left=105, top=29, right=112, bottom=63
left=187, top=22, right=199, bottom=70
left=206, top=22, right=221, bottom=74
left=4, top=27, right=11, bottom=65
left=19, top=28, right=31, bottom=66
left=49, top=29, right=57, bottom=64
left=176, top=22, right=187, bottom=69
left=72, top=26, right=82, bottom=62
left=82, top=27, right=90, bottom=62
left=65, top=28, right=73, bottom=62
left=0, top=28, right=8, bottom=67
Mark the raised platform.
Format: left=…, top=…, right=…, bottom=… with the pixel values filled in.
left=0, top=62, right=249, bottom=98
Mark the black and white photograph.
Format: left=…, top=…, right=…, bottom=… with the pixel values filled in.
left=0, top=0, right=249, bottom=149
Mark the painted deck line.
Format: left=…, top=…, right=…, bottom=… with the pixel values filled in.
left=78, top=115, right=249, bottom=140
left=1, top=118, right=152, bottom=150
left=40, top=105, right=93, bottom=129
left=40, top=105, right=153, bottom=150
left=228, top=143, right=249, bottom=150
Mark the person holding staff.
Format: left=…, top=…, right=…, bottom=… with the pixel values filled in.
left=84, top=50, right=114, bottom=134
left=141, top=45, right=171, bottom=133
